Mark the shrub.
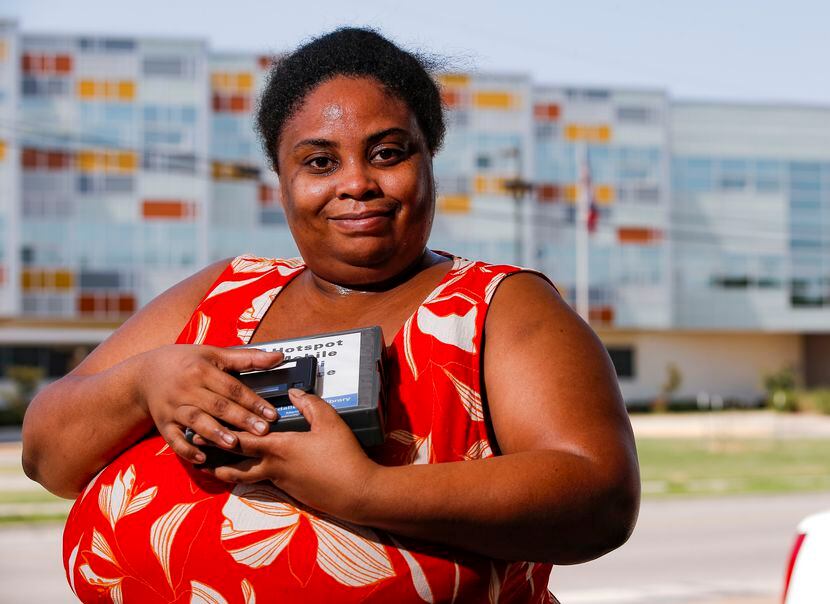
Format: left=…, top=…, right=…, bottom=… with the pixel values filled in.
left=794, top=389, right=830, bottom=415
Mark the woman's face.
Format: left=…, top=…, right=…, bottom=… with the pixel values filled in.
left=275, top=76, right=435, bottom=286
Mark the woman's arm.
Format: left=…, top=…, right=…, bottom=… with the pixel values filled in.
left=209, top=273, right=640, bottom=563
left=21, top=259, right=283, bottom=499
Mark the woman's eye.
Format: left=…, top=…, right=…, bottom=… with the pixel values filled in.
left=372, top=147, right=404, bottom=163
left=307, top=156, right=334, bottom=171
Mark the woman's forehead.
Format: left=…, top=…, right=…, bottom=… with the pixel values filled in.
left=280, top=76, right=417, bottom=145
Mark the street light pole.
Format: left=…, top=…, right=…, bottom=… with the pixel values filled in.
left=575, top=142, right=590, bottom=321
left=503, top=147, right=533, bottom=266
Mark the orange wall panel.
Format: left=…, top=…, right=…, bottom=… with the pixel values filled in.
left=589, top=305, right=615, bottom=324
left=54, top=54, right=73, bottom=73
left=617, top=227, right=662, bottom=244
left=537, top=183, right=560, bottom=202
left=118, top=294, right=136, bottom=314
left=441, top=89, right=462, bottom=108
left=142, top=200, right=193, bottom=219
left=534, top=103, right=560, bottom=121
left=78, top=294, right=96, bottom=314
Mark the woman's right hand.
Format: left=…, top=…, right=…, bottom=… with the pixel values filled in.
left=135, top=344, right=284, bottom=464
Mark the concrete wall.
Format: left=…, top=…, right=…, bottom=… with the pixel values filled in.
left=597, top=329, right=802, bottom=404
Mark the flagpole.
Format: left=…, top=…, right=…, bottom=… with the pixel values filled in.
left=575, top=142, right=590, bottom=322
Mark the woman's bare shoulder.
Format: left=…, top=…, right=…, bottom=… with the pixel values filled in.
left=483, top=271, right=629, bottom=455
left=71, top=257, right=235, bottom=376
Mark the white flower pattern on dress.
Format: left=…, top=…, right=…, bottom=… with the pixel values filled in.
left=220, top=484, right=396, bottom=587
left=97, top=465, right=157, bottom=530
left=151, top=502, right=199, bottom=589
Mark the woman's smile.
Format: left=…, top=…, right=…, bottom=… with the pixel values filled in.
left=327, top=206, right=397, bottom=235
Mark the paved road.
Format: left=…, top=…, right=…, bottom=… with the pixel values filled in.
left=551, top=491, right=830, bottom=603
left=1, top=492, right=827, bottom=603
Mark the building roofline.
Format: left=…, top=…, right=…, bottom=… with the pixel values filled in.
left=672, top=96, right=830, bottom=112
left=22, top=29, right=208, bottom=48
left=534, top=82, right=667, bottom=96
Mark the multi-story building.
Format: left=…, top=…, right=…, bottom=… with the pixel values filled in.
left=0, top=20, right=19, bottom=318
left=1, top=20, right=829, bottom=404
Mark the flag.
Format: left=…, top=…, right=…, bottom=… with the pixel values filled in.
left=579, top=147, right=599, bottom=234
left=587, top=198, right=599, bottom=233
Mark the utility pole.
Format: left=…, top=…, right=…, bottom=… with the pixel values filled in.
left=575, top=143, right=590, bottom=322
left=503, top=147, right=533, bottom=266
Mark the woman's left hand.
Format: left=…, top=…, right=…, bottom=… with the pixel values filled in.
left=204, top=389, right=379, bottom=520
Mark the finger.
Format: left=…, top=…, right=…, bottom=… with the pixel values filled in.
left=207, top=370, right=278, bottom=421
left=233, top=430, right=290, bottom=458
left=174, top=405, right=239, bottom=449
left=190, top=389, right=272, bottom=436
left=288, top=389, right=338, bottom=429
left=210, top=347, right=284, bottom=374
left=207, top=458, right=269, bottom=484
left=161, top=424, right=206, bottom=464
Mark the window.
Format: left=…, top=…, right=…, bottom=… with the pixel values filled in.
left=143, top=56, right=193, bottom=78
left=607, top=347, right=635, bottom=379
left=79, top=270, right=120, bottom=289
left=616, top=106, right=654, bottom=123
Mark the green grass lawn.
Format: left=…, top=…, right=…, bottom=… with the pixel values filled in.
left=1, top=437, right=830, bottom=525
left=638, top=437, right=830, bottom=496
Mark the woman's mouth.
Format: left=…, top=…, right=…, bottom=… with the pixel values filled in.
left=328, top=210, right=395, bottom=234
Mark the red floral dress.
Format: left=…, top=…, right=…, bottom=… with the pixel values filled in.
left=63, top=254, right=557, bottom=603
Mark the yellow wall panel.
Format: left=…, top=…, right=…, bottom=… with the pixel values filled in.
left=77, top=150, right=97, bottom=172
left=237, top=72, right=253, bottom=91
left=474, top=175, right=487, bottom=194
left=564, top=123, right=613, bottom=143
left=210, top=72, right=226, bottom=90
left=53, top=270, right=74, bottom=289
left=474, top=175, right=510, bottom=195
left=564, top=184, right=578, bottom=202
left=595, top=184, right=615, bottom=204
left=118, top=81, right=135, bottom=100
left=438, top=195, right=471, bottom=214
left=78, top=79, right=96, bottom=99
left=116, top=151, right=137, bottom=172
left=438, top=73, right=470, bottom=87
left=597, top=125, right=612, bottom=142
left=564, top=124, right=580, bottom=141
left=0, top=140, right=5, bottom=162
left=21, top=270, right=33, bottom=290
left=473, top=91, right=514, bottom=110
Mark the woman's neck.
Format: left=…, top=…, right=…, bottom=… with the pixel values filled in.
left=305, top=249, right=447, bottom=299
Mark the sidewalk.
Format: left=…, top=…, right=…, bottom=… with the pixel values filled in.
left=630, top=410, right=830, bottom=440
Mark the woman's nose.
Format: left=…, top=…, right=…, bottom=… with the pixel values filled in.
left=335, top=159, right=382, bottom=201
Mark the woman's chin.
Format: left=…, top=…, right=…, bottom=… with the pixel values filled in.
left=307, top=244, right=424, bottom=285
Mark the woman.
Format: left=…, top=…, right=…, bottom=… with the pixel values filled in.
left=22, top=28, right=639, bottom=603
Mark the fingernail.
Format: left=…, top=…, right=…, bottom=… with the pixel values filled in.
left=195, top=453, right=206, bottom=463
left=254, top=420, right=268, bottom=433
left=288, top=388, right=305, bottom=398
left=262, top=407, right=277, bottom=420
left=222, top=432, right=236, bottom=445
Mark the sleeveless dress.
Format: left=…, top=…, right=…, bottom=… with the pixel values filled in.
left=63, top=253, right=557, bottom=603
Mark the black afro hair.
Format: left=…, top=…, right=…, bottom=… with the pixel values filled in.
left=255, top=27, right=446, bottom=172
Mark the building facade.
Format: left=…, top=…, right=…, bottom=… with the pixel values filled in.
left=1, top=21, right=828, bottom=402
